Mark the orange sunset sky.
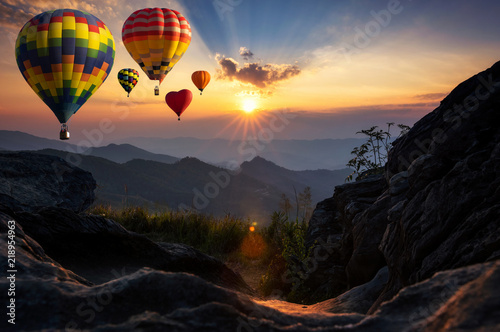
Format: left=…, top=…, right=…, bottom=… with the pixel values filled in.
left=1, top=0, right=500, bottom=142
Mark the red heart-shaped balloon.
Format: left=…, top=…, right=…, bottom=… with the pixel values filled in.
left=165, top=89, right=193, bottom=120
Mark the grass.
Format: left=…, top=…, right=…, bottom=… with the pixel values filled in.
left=88, top=205, right=311, bottom=302
left=88, top=205, right=251, bottom=258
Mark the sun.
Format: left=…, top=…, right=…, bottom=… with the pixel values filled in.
left=242, top=98, right=258, bottom=113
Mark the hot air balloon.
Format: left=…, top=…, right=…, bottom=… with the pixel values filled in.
left=191, top=71, right=211, bottom=95
left=15, top=9, right=115, bottom=140
left=122, top=8, right=191, bottom=96
left=165, top=89, right=192, bottom=120
left=118, top=68, right=139, bottom=97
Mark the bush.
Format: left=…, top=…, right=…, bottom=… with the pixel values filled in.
left=259, top=212, right=311, bottom=302
left=346, top=122, right=410, bottom=181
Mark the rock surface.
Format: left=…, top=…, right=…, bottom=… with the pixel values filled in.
left=373, top=60, right=500, bottom=312
left=303, top=61, right=500, bottom=315
left=302, top=174, right=387, bottom=301
left=1, top=204, right=253, bottom=295
left=0, top=151, right=95, bottom=213
left=2, top=215, right=499, bottom=331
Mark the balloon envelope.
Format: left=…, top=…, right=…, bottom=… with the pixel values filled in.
left=191, top=71, right=211, bottom=94
left=15, top=9, right=115, bottom=124
left=165, top=89, right=192, bottom=119
left=122, top=8, right=191, bottom=84
left=118, top=68, right=139, bottom=96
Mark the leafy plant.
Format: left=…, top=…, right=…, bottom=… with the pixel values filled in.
left=259, top=211, right=311, bottom=301
left=346, top=122, right=410, bottom=181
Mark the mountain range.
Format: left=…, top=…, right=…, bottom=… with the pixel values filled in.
left=0, top=130, right=361, bottom=170
left=111, top=136, right=363, bottom=170
left=0, top=130, right=353, bottom=221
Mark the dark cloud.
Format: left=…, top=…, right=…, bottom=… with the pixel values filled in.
left=216, top=56, right=301, bottom=88
left=239, top=47, right=254, bottom=60
left=413, top=92, right=448, bottom=101
left=0, top=2, right=32, bottom=30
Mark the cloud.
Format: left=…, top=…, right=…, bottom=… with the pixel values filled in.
left=216, top=54, right=301, bottom=89
left=413, top=92, right=448, bottom=101
left=0, top=2, right=32, bottom=30
left=0, top=0, right=121, bottom=31
left=239, top=47, right=254, bottom=60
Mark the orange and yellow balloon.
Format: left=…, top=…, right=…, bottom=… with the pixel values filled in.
left=191, top=71, right=211, bottom=95
left=122, top=8, right=191, bottom=94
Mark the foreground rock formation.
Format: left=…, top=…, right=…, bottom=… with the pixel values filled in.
left=303, top=61, right=500, bottom=315
left=1, top=61, right=500, bottom=331
left=1, top=210, right=499, bottom=331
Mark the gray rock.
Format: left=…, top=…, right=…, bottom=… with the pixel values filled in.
left=313, top=266, right=389, bottom=314
left=9, top=206, right=254, bottom=295
left=374, top=61, right=500, bottom=311
left=302, top=60, right=500, bottom=316
left=0, top=210, right=91, bottom=285
left=0, top=151, right=95, bottom=212
left=388, top=171, right=408, bottom=196
left=302, top=174, right=387, bottom=302
left=3, top=214, right=499, bottom=332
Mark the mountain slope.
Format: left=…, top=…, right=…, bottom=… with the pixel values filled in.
left=240, top=156, right=352, bottom=203
left=35, top=149, right=282, bottom=221
left=0, top=130, right=78, bottom=151
left=88, top=143, right=179, bottom=164
left=112, top=136, right=363, bottom=171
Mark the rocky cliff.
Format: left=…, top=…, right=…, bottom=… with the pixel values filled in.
left=303, top=60, right=500, bottom=315
left=1, top=61, right=500, bottom=331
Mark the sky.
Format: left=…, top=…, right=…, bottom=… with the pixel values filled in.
left=1, top=0, right=500, bottom=143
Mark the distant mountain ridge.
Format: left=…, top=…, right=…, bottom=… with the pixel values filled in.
left=34, top=149, right=282, bottom=221
left=0, top=130, right=353, bottom=221
left=0, top=130, right=362, bottom=170
left=112, top=136, right=363, bottom=171
left=0, top=130, right=179, bottom=164
left=26, top=148, right=349, bottom=222
left=241, top=156, right=350, bottom=203
left=0, top=130, right=78, bottom=151
left=89, top=143, right=179, bottom=164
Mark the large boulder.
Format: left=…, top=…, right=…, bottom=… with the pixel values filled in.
left=0, top=151, right=95, bottom=212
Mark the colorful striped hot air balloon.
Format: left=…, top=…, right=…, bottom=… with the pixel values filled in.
left=118, top=68, right=139, bottom=97
left=122, top=8, right=191, bottom=95
left=15, top=9, right=115, bottom=140
left=191, top=71, right=211, bottom=95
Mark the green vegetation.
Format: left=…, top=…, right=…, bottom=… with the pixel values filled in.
left=279, top=186, right=314, bottom=221
left=346, top=122, right=410, bottom=181
left=259, top=212, right=311, bottom=302
left=88, top=205, right=250, bottom=258
left=88, top=205, right=314, bottom=303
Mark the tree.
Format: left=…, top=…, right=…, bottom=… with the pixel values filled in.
left=279, top=193, right=292, bottom=218
left=346, top=122, right=410, bottom=181
left=298, top=186, right=313, bottom=221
